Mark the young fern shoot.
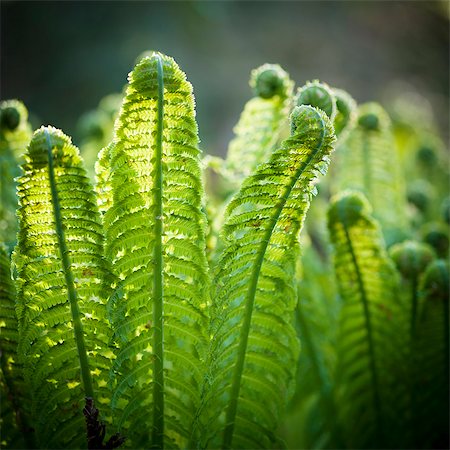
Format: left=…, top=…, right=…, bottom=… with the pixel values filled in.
left=332, top=103, right=408, bottom=245
left=13, top=127, right=114, bottom=449
left=225, top=64, right=294, bottom=181
left=198, top=105, right=336, bottom=449
left=102, top=53, right=209, bottom=449
left=328, top=192, right=408, bottom=449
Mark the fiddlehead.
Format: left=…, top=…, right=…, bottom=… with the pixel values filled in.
left=198, top=105, right=336, bottom=449
left=294, top=80, right=337, bottom=121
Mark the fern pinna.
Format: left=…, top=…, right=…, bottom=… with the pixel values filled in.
left=327, top=192, right=409, bottom=449
left=225, top=64, right=293, bottom=181
left=198, top=105, right=336, bottom=449
left=102, top=53, right=209, bottom=449
left=13, top=128, right=114, bottom=449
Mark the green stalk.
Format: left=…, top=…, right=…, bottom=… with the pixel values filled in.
left=44, top=130, right=94, bottom=399
left=340, top=215, right=383, bottom=445
left=152, top=54, right=165, bottom=448
left=222, top=112, right=325, bottom=449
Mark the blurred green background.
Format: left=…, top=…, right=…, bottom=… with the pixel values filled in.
left=1, top=1, right=448, bottom=155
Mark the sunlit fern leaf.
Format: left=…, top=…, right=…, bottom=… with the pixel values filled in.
left=104, top=52, right=209, bottom=449
left=198, top=105, right=336, bottom=449
left=95, top=142, right=114, bottom=215
left=413, top=260, right=449, bottom=449
left=332, top=103, right=408, bottom=246
left=328, top=191, right=409, bottom=449
left=225, top=64, right=293, bottom=181
left=0, top=100, right=32, bottom=250
left=13, top=127, right=114, bottom=449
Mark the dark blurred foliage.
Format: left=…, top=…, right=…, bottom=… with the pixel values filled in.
left=1, top=1, right=448, bottom=155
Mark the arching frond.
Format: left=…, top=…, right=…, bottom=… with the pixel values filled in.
left=199, top=105, right=336, bottom=449
left=412, top=259, right=449, bottom=449
left=332, top=103, right=408, bottom=245
left=328, top=191, right=409, bottom=448
left=14, top=127, right=113, bottom=449
left=104, top=52, right=210, bottom=449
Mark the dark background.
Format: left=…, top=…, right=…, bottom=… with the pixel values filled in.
left=1, top=1, right=448, bottom=155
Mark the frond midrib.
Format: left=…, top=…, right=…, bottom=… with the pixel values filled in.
left=44, top=129, right=94, bottom=399
left=152, top=53, right=165, bottom=448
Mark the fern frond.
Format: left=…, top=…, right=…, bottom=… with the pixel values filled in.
left=14, top=127, right=113, bottom=449
left=199, top=105, right=336, bottom=449
left=225, top=64, right=293, bottom=180
left=413, top=259, right=449, bottom=448
left=104, top=52, right=209, bottom=449
left=332, top=103, right=408, bottom=245
left=0, top=100, right=32, bottom=249
left=328, top=191, right=409, bottom=448
left=0, top=244, right=30, bottom=449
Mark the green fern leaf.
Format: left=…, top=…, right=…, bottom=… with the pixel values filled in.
left=0, top=100, right=32, bottom=249
left=0, top=244, right=30, bottom=449
left=328, top=191, right=409, bottom=448
left=14, top=127, right=114, bottom=449
left=104, top=53, right=209, bottom=449
left=225, top=64, right=293, bottom=180
left=199, top=105, right=335, bottom=449
left=413, top=259, right=449, bottom=448
left=332, top=103, right=408, bottom=245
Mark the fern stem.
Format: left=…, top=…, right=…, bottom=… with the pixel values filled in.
left=152, top=53, right=165, bottom=449
left=44, top=130, right=94, bottom=399
left=340, top=217, right=384, bottom=444
left=222, top=111, right=325, bottom=449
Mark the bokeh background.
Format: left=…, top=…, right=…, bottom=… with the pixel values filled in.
left=1, top=0, right=449, bottom=155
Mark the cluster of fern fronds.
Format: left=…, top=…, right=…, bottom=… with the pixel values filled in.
left=0, top=52, right=448, bottom=450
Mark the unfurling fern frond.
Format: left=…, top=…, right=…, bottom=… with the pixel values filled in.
left=413, top=259, right=449, bottom=449
left=225, top=64, right=293, bottom=181
left=14, top=127, right=114, bottom=449
left=0, top=100, right=32, bottom=250
left=0, top=244, right=31, bottom=449
left=328, top=191, right=408, bottom=449
left=104, top=53, right=209, bottom=449
left=332, top=103, right=408, bottom=246
left=198, top=105, right=336, bottom=449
